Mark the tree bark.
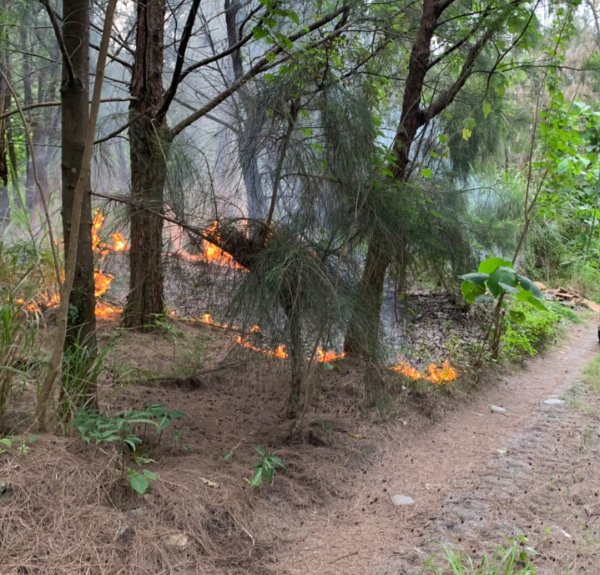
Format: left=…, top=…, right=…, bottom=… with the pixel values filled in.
left=37, top=0, right=117, bottom=428
left=60, top=0, right=97, bottom=373
left=123, top=0, right=167, bottom=329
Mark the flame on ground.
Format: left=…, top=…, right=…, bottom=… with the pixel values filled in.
left=391, top=359, right=458, bottom=384
left=233, top=335, right=289, bottom=359
left=315, top=347, right=345, bottom=363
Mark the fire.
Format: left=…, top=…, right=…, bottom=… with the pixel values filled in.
left=392, top=361, right=422, bottom=380
left=93, top=210, right=129, bottom=254
left=95, top=301, right=122, bottom=319
left=200, top=313, right=230, bottom=329
left=426, top=360, right=458, bottom=384
left=315, top=347, right=345, bottom=363
left=94, top=271, right=114, bottom=299
left=391, top=359, right=458, bottom=384
left=202, top=222, right=246, bottom=270
left=111, top=232, right=128, bottom=252
left=198, top=313, right=344, bottom=363
left=233, top=335, right=289, bottom=359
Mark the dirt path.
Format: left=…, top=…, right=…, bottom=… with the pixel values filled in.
left=276, top=321, right=600, bottom=574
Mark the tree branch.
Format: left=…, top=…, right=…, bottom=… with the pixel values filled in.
left=39, top=0, right=76, bottom=84
left=158, top=0, right=202, bottom=120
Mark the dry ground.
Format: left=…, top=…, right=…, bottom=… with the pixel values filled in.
left=0, top=318, right=599, bottom=574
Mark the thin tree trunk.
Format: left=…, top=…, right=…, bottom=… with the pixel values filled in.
left=123, top=0, right=167, bottom=329
left=60, top=0, right=97, bottom=364
left=36, top=0, right=117, bottom=429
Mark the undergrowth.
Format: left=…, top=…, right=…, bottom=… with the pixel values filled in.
left=582, top=353, right=600, bottom=395
left=420, top=535, right=538, bottom=574
left=499, top=302, right=561, bottom=363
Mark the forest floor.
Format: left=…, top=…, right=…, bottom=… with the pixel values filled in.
left=1, top=298, right=599, bottom=574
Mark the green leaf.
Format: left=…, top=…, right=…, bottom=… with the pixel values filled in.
left=128, top=471, right=149, bottom=495
left=0, top=438, right=12, bottom=449
left=461, top=128, right=472, bottom=141
left=252, top=26, right=269, bottom=40
left=461, top=280, right=486, bottom=303
left=516, top=275, right=544, bottom=299
left=482, top=101, right=492, bottom=119
left=508, top=309, right=526, bottom=323
left=421, top=167, right=433, bottom=178
left=247, top=467, right=263, bottom=488
left=516, top=288, right=547, bottom=311
left=459, top=272, right=489, bottom=284
left=487, top=267, right=517, bottom=298
left=497, top=282, right=518, bottom=294
left=478, top=257, right=513, bottom=274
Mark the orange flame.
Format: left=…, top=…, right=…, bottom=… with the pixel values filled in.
left=202, top=222, right=246, bottom=270
left=391, top=359, right=458, bottom=384
left=94, top=271, right=114, bottom=299
left=233, top=335, right=289, bottom=359
left=95, top=301, right=122, bottom=319
left=426, top=360, right=458, bottom=384
left=315, top=347, right=345, bottom=363
left=111, top=232, right=128, bottom=252
left=93, top=210, right=129, bottom=254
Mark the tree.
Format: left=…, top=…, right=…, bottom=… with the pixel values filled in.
left=36, top=0, right=117, bottom=428
left=343, top=0, right=549, bottom=364
left=121, top=0, right=352, bottom=329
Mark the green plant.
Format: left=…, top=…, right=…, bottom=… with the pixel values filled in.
left=0, top=301, right=34, bottom=423
left=73, top=403, right=184, bottom=494
left=500, top=302, right=559, bottom=363
left=247, top=446, right=285, bottom=488
left=582, top=353, right=600, bottom=395
left=60, top=337, right=113, bottom=420
left=0, top=434, right=37, bottom=456
left=460, top=257, right=546, bottom=359
left=420, top=535, right=538, bottom=574
left=149, top=313, right=183, bottom=340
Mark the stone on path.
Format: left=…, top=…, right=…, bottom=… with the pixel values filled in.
left=543, top=398, right=565, bottom=406
left=490, top=404, right=508, bottom=414
left=391, top=494, right=415, bottom=506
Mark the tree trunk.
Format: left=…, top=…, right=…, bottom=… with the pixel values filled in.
left=343, top=0, right=443, bottom=358
left=60, top=0, right=97, bottom=404
left=123, top=0, right=167, bottom=329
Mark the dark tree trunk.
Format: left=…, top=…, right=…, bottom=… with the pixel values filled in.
left=123, top=0, right=167, bottom=329
left=60, top=0, right=97, bottom=406
left=343, top=0, right=447, bottom=358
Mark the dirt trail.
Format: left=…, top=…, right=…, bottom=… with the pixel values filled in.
left=276, top=322, right=600, bottom=574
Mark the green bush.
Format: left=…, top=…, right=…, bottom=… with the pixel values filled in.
left=500, top=302, right=559, bottom=363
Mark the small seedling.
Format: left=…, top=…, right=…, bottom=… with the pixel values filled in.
left=247, top=446, right=285, bottom=488
left=73, top=403, right=183, bottom=494
left=128, top=468, right=158, bottom=495
left=0, top=435, right=36, bottom=457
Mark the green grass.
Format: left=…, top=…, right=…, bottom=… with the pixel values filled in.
left=581, top=353, right=600, bottom=395
left=420, top=536, right=538, bottom=575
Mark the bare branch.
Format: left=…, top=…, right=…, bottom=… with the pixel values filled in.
left=38, top=0, right=76, bottom=84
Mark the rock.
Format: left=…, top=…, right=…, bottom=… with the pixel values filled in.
left=114, top=525, right=134, bottom=542
left=391, top=494, right=415, bottom=506
left=0, top=483, right=14, bottom=498
left=543, top=398, right=565, bottom=406
left=164, top=533, right=189, bottom=549
left=125, top=507, right=144, bottom=520
left=490, top=405, right=508, bottom=414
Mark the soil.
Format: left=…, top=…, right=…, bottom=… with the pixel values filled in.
left=273, top=320, right=600, bottom=575
left=1, top=316, right=599, bottom=574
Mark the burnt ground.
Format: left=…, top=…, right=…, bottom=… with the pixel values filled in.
left=0, top=263, right=599, bottom=574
